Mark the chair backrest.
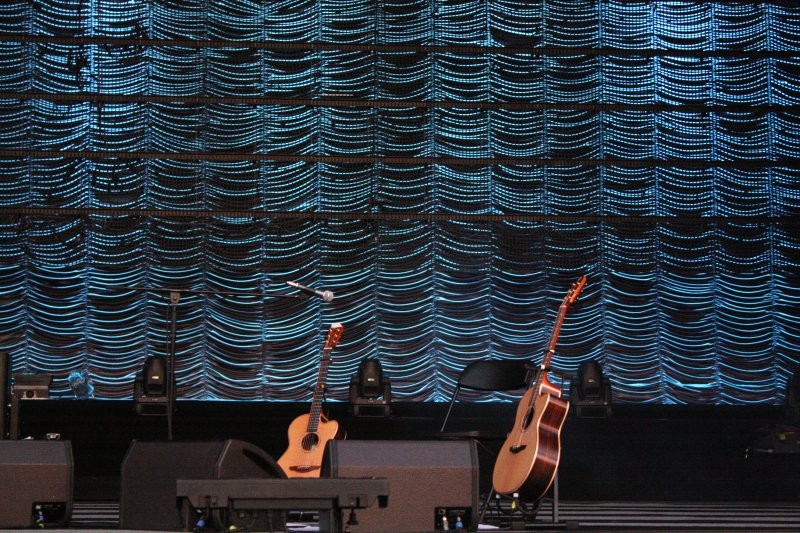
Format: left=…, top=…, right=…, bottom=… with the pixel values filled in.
left=439, top=360, right=530, bottom=433
left=457, top=360, right=529, bottom=392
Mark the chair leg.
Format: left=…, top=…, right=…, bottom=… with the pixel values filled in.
left=439, top=385, right=461, bottom=432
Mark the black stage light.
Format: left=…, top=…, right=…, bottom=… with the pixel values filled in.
left=141, top=356, right=167, bottom=396
left=570, top=360, right=612, bottom=418
left=349, top=359, right=391, bottom=417
left=357, top=359, right=384, bottom=399
left=577, top=360, right=603, bottom=398
left=134, top=356, right=169, bottom=415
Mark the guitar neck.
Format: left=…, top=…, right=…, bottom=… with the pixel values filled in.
left=542, top=306, right=568, bottom=370
left=530, top=275, right=587, bottom=395
left=306, top=349, right=332, bottom=433
left=304, top=322, right=343, bottom=434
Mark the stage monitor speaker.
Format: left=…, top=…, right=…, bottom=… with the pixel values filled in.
left=0, top=440, right=73, bottom=528
left=120, top=439, right=285, bottom=531
left=322, top=439, right=479, bottom=532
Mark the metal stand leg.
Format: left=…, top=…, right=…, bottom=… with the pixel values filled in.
left=8, top=392, right=20, bottom=440
left=552, top=472, right=559, bottom=524
left=165, top=291, right=180, bottom=441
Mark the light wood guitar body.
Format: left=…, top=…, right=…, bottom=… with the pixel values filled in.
left=277, top=322, right=344, bottom=478
left=278, top=413, right=341, bottom=477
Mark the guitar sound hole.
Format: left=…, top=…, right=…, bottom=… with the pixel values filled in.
left=521, top=408, right=534, bottom=430
left=301, top=433, right=320, bottom=451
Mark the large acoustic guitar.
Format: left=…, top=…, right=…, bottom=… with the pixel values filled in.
left=277, top=322, right=344, bottom=478
left=492, top=275, right=587, bottom=500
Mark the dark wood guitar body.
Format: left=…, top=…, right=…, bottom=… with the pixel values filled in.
left=492, top=376, right=569, bottom=500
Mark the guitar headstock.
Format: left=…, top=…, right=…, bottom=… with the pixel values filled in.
left=566, top=275, right=587, bottom=305
left=324, top=323, right=344, bottom=350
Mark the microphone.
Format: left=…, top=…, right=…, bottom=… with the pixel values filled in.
left=286, top=281, right=334, bottom=302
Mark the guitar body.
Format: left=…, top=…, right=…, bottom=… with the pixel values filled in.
left=492, top=275, right=586, bottom=501
left=492, top=377, right=569, bottom=500
left=277, top=413, right=341, bottom=477
left=276, top=323, right=346, bottom=478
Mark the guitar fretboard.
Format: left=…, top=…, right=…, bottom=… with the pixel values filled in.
left=306, top=352, right=331, bottom=434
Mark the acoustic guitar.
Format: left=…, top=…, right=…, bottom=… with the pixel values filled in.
left=277, top=322, right=344, bottom=478
left=492, top=275, right=587, bottom=501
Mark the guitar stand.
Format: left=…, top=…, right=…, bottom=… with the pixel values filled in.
left=529, top=474, right=570, bottom=530
left=543, top=473, right=566, bottom=528
left=482, top=474, right=567, bottom=531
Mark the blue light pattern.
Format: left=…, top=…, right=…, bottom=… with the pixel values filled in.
left=0, top=0, right=798, bottom=405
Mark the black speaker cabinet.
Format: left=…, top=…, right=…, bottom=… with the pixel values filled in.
left=322, top=440, right=479, bottom=532
left=120, top=439, right=285, bottom=531
left=0, top=440, right=73, bottom=528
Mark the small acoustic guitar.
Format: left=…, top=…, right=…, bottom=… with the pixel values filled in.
left=492, top=275, right=586, bottom=501
left=277, top=322, right=344, bottom=477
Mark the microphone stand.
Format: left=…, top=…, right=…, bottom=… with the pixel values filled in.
left=112, top=286, right=300, bottom=441
left=165, top=290, right=179, bottom=441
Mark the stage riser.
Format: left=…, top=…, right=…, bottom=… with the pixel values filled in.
left=12, top=401, right=799, bottom=502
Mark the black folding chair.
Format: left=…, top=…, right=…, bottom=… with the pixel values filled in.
left=440, top=359, right=530, bottom=434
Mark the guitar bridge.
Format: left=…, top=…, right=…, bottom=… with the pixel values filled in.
left=510, top=444, right=527, bottom=453
left=290, top=465, right=320, bottom=473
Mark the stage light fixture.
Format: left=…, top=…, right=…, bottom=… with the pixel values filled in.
left=358, top=359, right=383, bottom=398
left=142, top=356, right=167, bottom=396
left=570, top=360, right=612, bottom=418
left=349, top=359, right=391, bottom=417
left=12, top=373, right=53, bottom=400
left=134, top=356, right=170, bottom=415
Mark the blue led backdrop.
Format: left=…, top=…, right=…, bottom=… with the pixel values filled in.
left=0, top=0, right=798, bottom=404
